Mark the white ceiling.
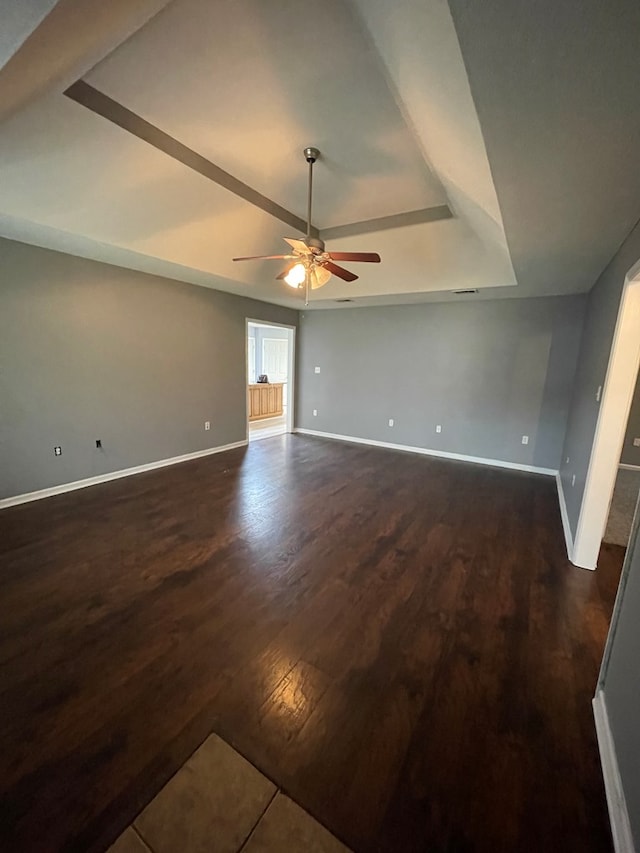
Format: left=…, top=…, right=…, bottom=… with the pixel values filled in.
left=0, top=0, right=638, bottom=309
left=447, top=0, right=640, bottom=297
left=0, top=0, right=58, bottom=68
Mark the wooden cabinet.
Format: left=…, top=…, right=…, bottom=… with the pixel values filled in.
left=248, top=383, right=284, bottom=421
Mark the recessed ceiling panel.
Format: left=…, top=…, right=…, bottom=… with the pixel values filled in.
left=0, top=90, right=514, bottom=307
left=0, top=93, right=305, bottom=298
left=85, top=0, right=446, bottom=229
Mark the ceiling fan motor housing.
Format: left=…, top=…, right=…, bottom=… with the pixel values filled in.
left=304, top=147, right=320, bottom=163
left=305, top=236, right=325, bottom=253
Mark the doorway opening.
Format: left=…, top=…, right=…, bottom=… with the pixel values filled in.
left=573, top=266, right=640, bottom=568
left=603, top=364, right=640, bottom=549
left=246, top=320, right=295, bottom=443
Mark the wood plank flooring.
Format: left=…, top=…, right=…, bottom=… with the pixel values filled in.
left=0, top=435, right=624, bottom=852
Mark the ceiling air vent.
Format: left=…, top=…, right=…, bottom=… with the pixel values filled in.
left=451, top=288, right=479, bottom=295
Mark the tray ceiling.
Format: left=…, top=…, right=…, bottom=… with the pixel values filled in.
left=0, top=0, right=638, bottom=308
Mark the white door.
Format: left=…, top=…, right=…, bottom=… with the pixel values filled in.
left=262, top=338, right=288, bottom=384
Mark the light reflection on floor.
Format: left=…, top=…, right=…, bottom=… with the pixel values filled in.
left=249, top=414, right=287, bottom=442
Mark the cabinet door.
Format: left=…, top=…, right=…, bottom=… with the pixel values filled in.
left=250, top=388, right=261, bottom=418
left=260, top=385, right=270, bottom=415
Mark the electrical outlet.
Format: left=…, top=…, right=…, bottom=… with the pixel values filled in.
left=572, top=474, right=576, bottom=487
left=314, top=366, right=321, bottom=374
left=96, top=439, right=102, bottom=449
left=54, top=446, right=62, bottom=456
left=204, top=421, right=211, bottom=431
left=634, top=438, right=640, bottom=447
left=388, top=418, right=394, bottom=427
left=596, top=385, right=602, bottom=402
left=521, top=435, right=529, bottom=445
left=313, top=409, right=318, bottom=417
left=436, top=425, right=442, bottom=433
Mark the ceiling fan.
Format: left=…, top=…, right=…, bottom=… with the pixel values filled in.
left=233, top=147, right=381, bottom=304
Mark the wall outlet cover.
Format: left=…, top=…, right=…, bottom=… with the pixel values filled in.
left=54, top=446, right=62, bottom=456
left=388, top=419, right=394, bottom=427
left=314, top=366, right=321, bottom=374
left=634, top=438, right=640, bottom=447
left=313, top=409, right=318, bottom=417
left=436, top=425, right=442, bottom=433
left=204, top=421, right=211, bottom=431
left=521, top=435, right=529, bottom=445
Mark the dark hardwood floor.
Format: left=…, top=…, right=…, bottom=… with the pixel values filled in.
left=0, top=435, right=624, bottom=853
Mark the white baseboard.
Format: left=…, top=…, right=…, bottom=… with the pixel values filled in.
left=0, top=440, right=248, bottom=509
left=294, top=428, right=558, bottom=476
left=619, top=463, right=640, bottom=471
left=556, top=472, right=575, bottom=563
left=593, top=690, right=636, bottom=853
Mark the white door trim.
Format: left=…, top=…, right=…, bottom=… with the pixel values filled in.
left=572, top=267, right=640, bottom=569
left=245, top=319, right=296, bottom=437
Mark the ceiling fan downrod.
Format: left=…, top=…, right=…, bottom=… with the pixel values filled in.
left=304, top=147, right=319, bottom=240
left=303, top=147, right=320, bottom=305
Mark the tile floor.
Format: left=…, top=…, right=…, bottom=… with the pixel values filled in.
left=107, top=734, right=350, bottom=853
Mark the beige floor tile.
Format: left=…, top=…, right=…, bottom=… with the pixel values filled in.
left=134, top=734, right=276, bottom=853
left=106, top=826, right=151, bottom=853
left=242, top=793, right=351, bottom=853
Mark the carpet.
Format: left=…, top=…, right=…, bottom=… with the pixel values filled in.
left=604, top=467, right=640, bottom=547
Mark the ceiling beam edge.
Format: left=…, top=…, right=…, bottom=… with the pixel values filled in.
left=321, top=205, right=452, bottom=241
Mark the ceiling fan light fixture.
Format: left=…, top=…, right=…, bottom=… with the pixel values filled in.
left=232, top=147, right=381, bottom=304
left=284, top=262, right=306, bottom=288
left=311, top=265, right=332, bottom=289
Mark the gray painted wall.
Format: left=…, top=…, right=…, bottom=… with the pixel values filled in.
left=0, top=238, right=297, bottom=500
left=621, top=368, right=640, bottom=467
left=297, top=295, right=585, bottom=471
left=559, top=220, right=640, bottom=537
left=600, top=512, right=640, bottom=849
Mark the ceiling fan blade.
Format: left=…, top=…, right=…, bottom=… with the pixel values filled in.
left=327, top=252, right=381, bottom=263
left=233, top=254, right=296, bottom=262
left=284, top=237, right=309, bottom=253
left=324, top=261, right=358, bottom=282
